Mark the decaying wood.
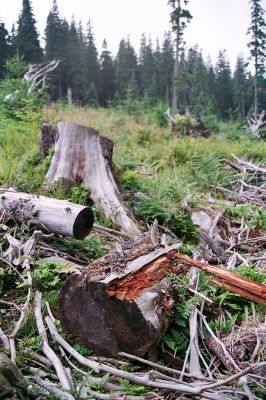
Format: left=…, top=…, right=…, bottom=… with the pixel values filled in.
left=59, top=226, right=266, bottom=358
left=175, top=253, right=266, bottom=304
left=44, top=122, right=140, bottom=235
left=59, top=234, right=182, bottom=357
left=0, top=189, right=94, bottom=239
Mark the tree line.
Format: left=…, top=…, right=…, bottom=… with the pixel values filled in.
left=0, top=0, right=265, bottom=119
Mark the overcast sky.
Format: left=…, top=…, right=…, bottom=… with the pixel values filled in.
left=1, top=0, right=266, bottom=69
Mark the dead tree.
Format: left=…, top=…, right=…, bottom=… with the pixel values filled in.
left=246, top=110, right=266, bottom=138
left=44, top=122, right=140, bottom=235
left=24, top=59, right=61, bottom=94
left=0, top=189, right=94, bottom=239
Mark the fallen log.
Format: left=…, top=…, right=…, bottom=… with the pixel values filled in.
left=0, top=189, right=94, bottom=239
left=43, top=122, right=140, bottom=235
left=60, top=236, right=266, bottom=357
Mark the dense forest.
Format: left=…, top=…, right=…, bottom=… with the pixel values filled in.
left=0, top=0, right=265, bottom=120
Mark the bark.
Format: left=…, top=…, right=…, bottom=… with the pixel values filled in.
left=0, top=189, right=94, bottom=240
left=44, top=122, right=140, bottom=235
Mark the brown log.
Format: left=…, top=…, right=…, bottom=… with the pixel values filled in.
left=44, top=122, right=140, bottom=235
left=0, top=189, right=94, bottom=240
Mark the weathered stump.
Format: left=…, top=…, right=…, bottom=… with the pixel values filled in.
left=43, top=122, right=140, bottom=235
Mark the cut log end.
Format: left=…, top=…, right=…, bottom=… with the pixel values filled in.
left=73, top=207, right=94, bottom=240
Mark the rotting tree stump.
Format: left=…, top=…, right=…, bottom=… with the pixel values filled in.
left=42, top=122, right=140, bottom=235
left=0, top=189, right=94, bottom=239
left=59, top=234, right=186, bottom=357
left=59, top=233, right=266, bottom=357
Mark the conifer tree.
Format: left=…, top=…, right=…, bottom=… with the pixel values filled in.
left=99, top=39, right=116, bottom=106
left=247, top=0, right=266, bottom=115
left=215, top=51, right=233, bottom=119
left=115, top=37, right=138, bottom=98
left=86, top=82, right=99, bottom=107
left=168, top=0, right=192, bottom=111
left=139, top=35, right=156, bottom=98
left=16, top=0, right=43, bottom=63
left=67, top=18, right=88, bottom=102
left=160, top=32, right=175, bottom=103
left=233, top=55, right=249, bottom=119
left=45, top=0, right=66, bottom=98
left=0, top=22, right=9, bottom=78
left=86, top=21, right=99, bottom=90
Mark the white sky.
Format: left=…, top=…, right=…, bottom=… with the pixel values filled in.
left=1, top=0, right=266, bottom=69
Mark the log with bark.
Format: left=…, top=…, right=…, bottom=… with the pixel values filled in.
left=59, top=232, right=266, bottom=357
left=43, top=122, right=140, bottom=235
left=0, top=189, right=94, bottom=239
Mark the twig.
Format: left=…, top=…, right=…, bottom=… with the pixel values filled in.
left=93, top=223, right=134, bottom=239
left=34, top=292, right=73, bottom=392
left=30, top=376, right=74, bottom=400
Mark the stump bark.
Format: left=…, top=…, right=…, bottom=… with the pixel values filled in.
left=0, top=190, right=94, bottom=239
left=43, top=122, right=140, bottom=235
left=59, top=235, right=186, bottom=357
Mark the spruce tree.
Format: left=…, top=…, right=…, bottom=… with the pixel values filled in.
left=115, top=37, right=138, bottom=98
left=168, top=0, right=192, bottom=111
left=16, top=0, right=43, bottom=63
left=86, top=82, right=99, bottom=107
left=45, top=0, right=65, bottom=98
left=0, top=22, right=9, bottom=79
left=99, top=39, right=116, bottom=106
left=233, top=55, right=249, bottom=119
left=67, top=18, right=88, bottom=102
left=86, top=21, right=99, bottom=90
left=247, top=0, right=266, bottom=115
left=139, top=35, right=157, bottom=98
left=160, top=32, right=175, bottom=103
left=215, top=51, right=233, bottom=119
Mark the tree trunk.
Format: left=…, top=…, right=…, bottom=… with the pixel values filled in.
left=44, top=122, right=140, bottom=235
left=0, top=190, right=94, bottom=240
left=59, top=235, right=185, bottom=357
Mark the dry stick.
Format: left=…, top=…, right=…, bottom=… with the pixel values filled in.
left=46, top=317, right=225, bottom=400
left=197, top=309, right=240, bottom=373
left=9, top=261, right=32, bottom=363
left=0, top=256, right=26, bottom=284
left=34, top=292, right=74, bottom=394
left=30, top=376, right=74, bottom=400
left=199, top=362, right=266, bottom=391
left=119, top=352, right=212, bottom=381
left=0, top=300, right=20, bottom=311
left=93, top=223, right=134, bottom=240
left=187, top=268, right=204, bottom=379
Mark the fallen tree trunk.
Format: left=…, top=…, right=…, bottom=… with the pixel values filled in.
left=59, top=235, right=266, bottom=357
left=0, top=189, right=94, bottom=239
left=43, top=122, right=140, bottom=235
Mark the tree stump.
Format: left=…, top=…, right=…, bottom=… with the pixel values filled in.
left=43, top=122, right=140, bottom=235
left=59, top=234, right=187, bottom=357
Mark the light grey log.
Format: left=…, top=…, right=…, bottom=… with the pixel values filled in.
left=0, top=190, right=94, bottom=240
left=45, top=122, right=140, bottom=235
